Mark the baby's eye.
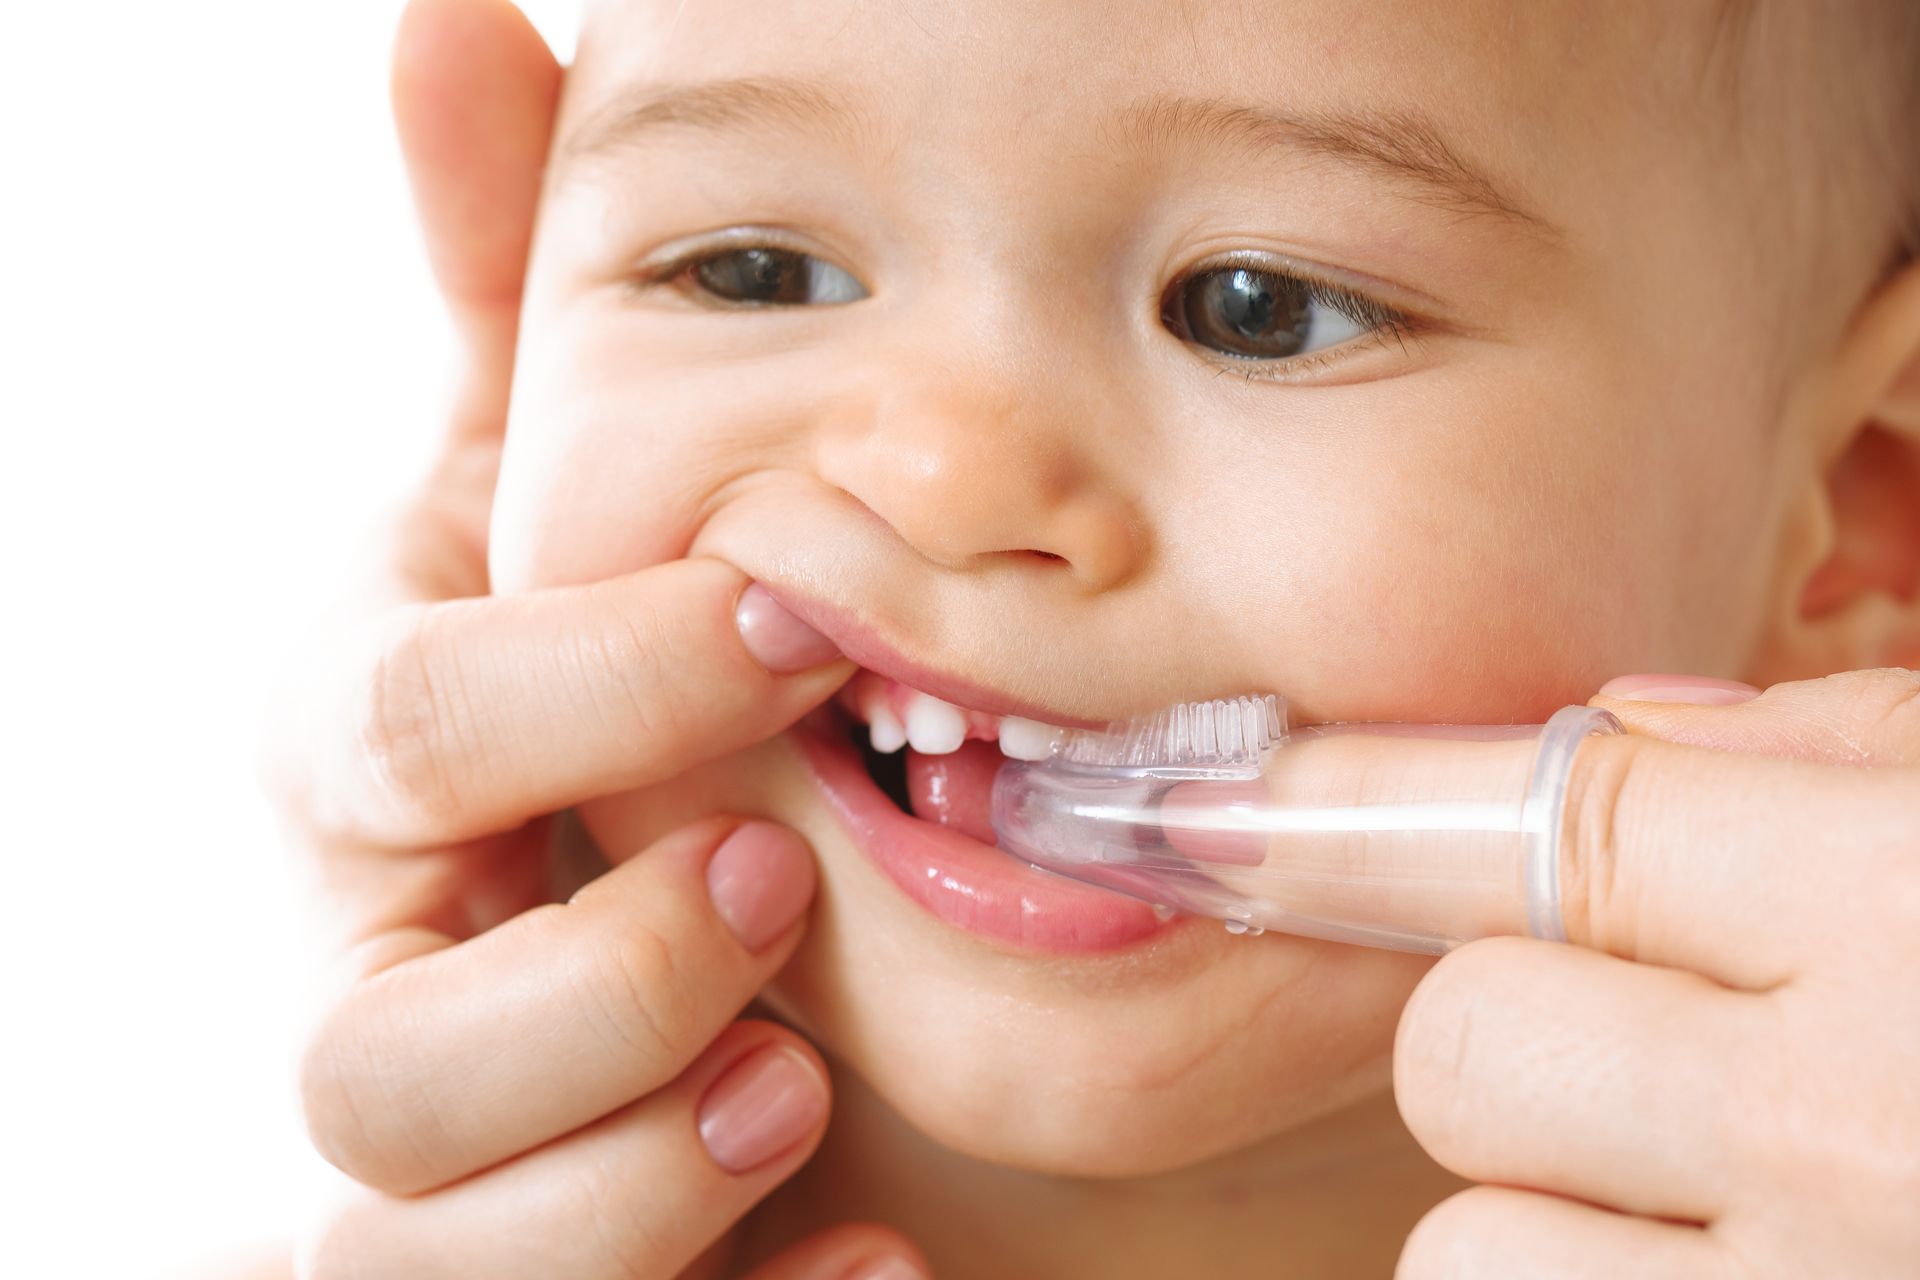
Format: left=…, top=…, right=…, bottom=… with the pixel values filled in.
left=687, top=247, right=867, bottom=306
left=1161, top=265, right=1390, bottom=362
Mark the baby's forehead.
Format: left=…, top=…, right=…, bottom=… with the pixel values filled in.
left=575, top=0, right=1732, bottom=97
left=564, top=1, right=1752, bottom=243
left=567, top=1, right=1755, bottom=175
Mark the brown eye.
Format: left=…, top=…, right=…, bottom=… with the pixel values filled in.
left=1163, top=266, right=1368, bottom=360
left=690, top=247, right=865, bottom=306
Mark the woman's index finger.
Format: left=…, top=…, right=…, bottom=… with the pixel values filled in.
left=1555, top=732, right=1918, bottom=989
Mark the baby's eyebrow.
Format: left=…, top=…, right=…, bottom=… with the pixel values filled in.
left=558, top=76, right=1557, bottom=239
left=1111, top=95, right=1558, bottom=237
left=558, top=76, right=873, bottom=172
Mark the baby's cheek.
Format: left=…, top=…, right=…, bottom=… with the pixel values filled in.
left=488, top=325, right=728, bottom=595
left=1215, top=411, right=1676, bottom=723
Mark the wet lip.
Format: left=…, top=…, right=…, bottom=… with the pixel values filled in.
left=762, top=586, right=1107, bottom=729
left=798, top=722, right=1173, bottom=954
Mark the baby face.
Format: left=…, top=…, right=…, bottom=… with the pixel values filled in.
left=489, top=0, right=1849, bottom=1174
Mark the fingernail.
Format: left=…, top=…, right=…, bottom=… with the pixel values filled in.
left=707, top=821, right=817, bottom=951
left=1596, top=673, right=1762, bottom=705
left=846, top=1257, right=928, bottom=1280
left=697, top=1044, right=827, bottom=1173
left=736, top=583, right=842, bottom=673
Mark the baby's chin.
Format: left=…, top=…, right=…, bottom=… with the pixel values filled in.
left=578, top=733, right=1431, bottom=1177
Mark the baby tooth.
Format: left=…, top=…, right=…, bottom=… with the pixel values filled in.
left=997, top=716, right=1060, bottom=761
left=869, top=706, right=908, bottom=754
left=904, top=692, right=968, bottom=754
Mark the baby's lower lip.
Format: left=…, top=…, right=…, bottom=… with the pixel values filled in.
left=797, top=725, right=1174, bottom=954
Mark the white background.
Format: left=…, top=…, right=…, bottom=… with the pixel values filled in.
left=2, top=3, right=580, bottom=1274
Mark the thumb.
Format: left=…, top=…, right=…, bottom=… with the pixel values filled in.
left=1593, top=668, right=1920, bottom=767
left=391, top=0, right=562, bottom=443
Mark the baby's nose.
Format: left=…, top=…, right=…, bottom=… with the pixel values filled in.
left=814, top=365, right=1146, bottom=592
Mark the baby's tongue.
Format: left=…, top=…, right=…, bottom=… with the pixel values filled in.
left=905, top=740, right=1003, bottom=844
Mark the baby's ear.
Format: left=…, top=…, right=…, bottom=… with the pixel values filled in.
left=1758, top=257, right=1920, bottom=678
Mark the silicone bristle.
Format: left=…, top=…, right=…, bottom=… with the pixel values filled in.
left=1057, top=693, right=1287, bottom=770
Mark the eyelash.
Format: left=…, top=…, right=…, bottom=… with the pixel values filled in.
left=629, top=233, right=824, bottom=303
left=629, top=240, right=1423, bottom=377
left=1163, top=253, right=1420, bottom=383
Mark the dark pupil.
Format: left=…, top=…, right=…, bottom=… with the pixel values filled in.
left=696, top=248, right=809, bottom=304
left=1173, top=267, right=1311, bottom=359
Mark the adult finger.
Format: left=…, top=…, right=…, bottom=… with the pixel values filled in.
left=1397, top=1185, right=1724, bottom=1280
left=266, top=559, right=853, bottom=848
left=738, top=1224, right=931, bottom=1280
left=1395, top=936, right=1753, bottom=1223
left=392, top=0, right=560, bottom=421
left=302, top=818, right=817, bottom=1194
left=302, top=1022, right=830, bottom=1280
left=1595, top=668, right=1920, bottom=767
left=1555, top=732, right=1919, bottom=988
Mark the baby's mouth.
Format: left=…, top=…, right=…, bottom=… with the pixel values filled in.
left=755, top=586, right=1173, bottom=949
left=828, top=669, right=1072, bottom=844
left=796, top=665, right=1171, bottom=953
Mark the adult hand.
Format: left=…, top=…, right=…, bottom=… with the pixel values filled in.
left=1394, top=668, right=1920, bottom=1277
left=258, top=3, right=920, bottom=1276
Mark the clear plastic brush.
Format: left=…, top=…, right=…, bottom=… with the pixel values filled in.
left=990, top=694, right=1622, bottom=954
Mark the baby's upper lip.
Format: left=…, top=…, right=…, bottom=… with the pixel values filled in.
left=762, top=585, right=1109, bottom=729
